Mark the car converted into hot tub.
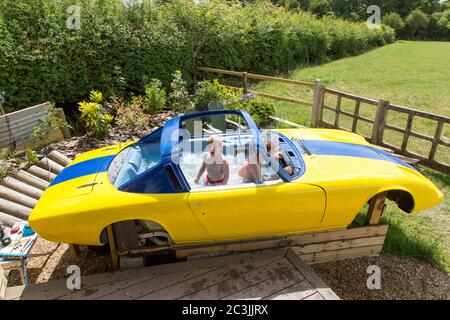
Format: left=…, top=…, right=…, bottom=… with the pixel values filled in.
left=29, top=109, right=444, bottom=248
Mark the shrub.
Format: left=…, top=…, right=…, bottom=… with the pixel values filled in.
left=0, top=160, right=9, bottom=180
left=115, top=96, right=149, bottom=129
left=0, top=0, right=396, bottom=112
left=194, top=80, right=221, bottom=111
left=245, top=99, right=276, bottom=128
left=169, top=70, right=192, bottom=112
left=26, top=149, right=39, bottom=166
left=78, top=90, right=113, bottom=137
left=308, top=0, right=332, bottom=17
left=194, top=80, right=244, bottom=111
left=0, top=148, right=12, bottom=180
left=406, top=9, right=430, bottom=37
left=382, top=12, right=405, bottom=35
left=143, top=80, right=166, bottom=115
left=31, top=104, right=66, bottom=142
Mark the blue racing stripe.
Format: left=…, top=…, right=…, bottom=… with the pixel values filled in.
left=49, top=155, right=114, bottom=187
left=303, top=140, right=415, bottom=170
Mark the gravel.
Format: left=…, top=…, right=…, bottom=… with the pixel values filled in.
left=312, top=255, right=450, bottom=300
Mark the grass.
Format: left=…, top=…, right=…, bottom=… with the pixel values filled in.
left=255, top=41, right=450, bottom=163
left=351, top=167, right=449, bottom=272
left=254, top=41, right=450, bottom=272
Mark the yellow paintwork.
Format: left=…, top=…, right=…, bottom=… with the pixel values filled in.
left=29, top=128, right=444, bottom=246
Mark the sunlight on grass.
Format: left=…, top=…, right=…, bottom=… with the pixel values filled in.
left=256, top=41, right=450, bottom=129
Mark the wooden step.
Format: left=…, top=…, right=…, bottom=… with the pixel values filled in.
left=0, top=198, right=31, bottom=220
left=0, top=177, right=43, bottom=200
left=299, top=245, right=384, bottom=264
left=38, top=158, right=64, bottom=174
left=26, top=166, right=57, bottom=182
left=0, top=211, right=25, bottom=227
left=0, top=185, right=37, bottom=209
left=47, top=150, right=71, bottom=167
left=14, top=170, right=49, bottom=190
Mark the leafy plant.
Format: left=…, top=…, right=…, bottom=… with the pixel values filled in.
left=194, top=80, right=221, bottom=111
left=110, top=66, right=126, bottom=98
left=0, top=0, right=399, bottom=112
left=89, top=90, right=103, bottom=104
left=115, top=96, right=149, bottom=129
left=143, top=80, right=166, bottom=115
left=406, top=9, right=431, bottom=37
left=194, top=79, right=244, bottom=111
left=31, top=104, right=66, bottom=142
left=0, top=148, right=12, bottom=180
left=382, top=12, right=405, bottom=35
left=169, top=70, right=192, bottom=112
left=26, top=149, right=39, bottom=166
left=79, top=90, right=113, bottom=137
left=246, top=99, right=276, bottom=128
left=0, top=160, right=8, bottom=180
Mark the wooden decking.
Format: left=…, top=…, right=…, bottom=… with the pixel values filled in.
left=4, top=249, right=339, bottom=300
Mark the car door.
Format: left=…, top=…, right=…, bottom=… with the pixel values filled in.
left=187, top=181, right=326, bottom=240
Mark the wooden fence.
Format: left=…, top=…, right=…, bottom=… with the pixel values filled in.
left=197, top=67, right=449, bottom=174
left=0, top=102, right=70, bottom=152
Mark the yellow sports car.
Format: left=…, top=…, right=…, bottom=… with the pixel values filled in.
left=29, top=110, right=443, bottom=249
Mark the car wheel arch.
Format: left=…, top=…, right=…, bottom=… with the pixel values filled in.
left=368, top=187, right=415, bottom=214
left=98, top=218, right=174, bottom=245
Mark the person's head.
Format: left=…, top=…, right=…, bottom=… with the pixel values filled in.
left=265, top=139, right=272, bottom=154
left=265, top=136, right=279, bottom=156
left=206, top=135, right=223, bottom=155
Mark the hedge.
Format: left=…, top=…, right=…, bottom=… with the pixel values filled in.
left=0, top=0, right=394, bottom=112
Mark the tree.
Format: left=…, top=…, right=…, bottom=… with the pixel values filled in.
left=308, top=0, right=331, bottom=17
left=382, top=12, right=405, bottom=34
left=427, top=10, right=450, bottom=39
left=406, top=9, right=430, bottom=37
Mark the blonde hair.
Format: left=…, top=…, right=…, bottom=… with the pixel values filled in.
left=207, top=135, right=223, bottom=149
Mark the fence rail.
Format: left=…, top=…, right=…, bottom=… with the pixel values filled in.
left=198, top=67, right=449, bottom=174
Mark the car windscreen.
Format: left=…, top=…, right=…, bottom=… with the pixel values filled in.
left=108, top=140, right=161, bottom=188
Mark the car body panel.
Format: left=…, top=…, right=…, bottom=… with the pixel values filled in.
left=29, top=111, right=444, bottom=246
left=187, top=181, right=326, bottom=239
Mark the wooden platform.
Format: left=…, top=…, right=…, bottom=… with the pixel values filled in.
left=3, top=249, right=339, bottom=300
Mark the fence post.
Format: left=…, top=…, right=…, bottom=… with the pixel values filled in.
left=242, top=72, right=248, bottom=94
left=0, top=92, right=5, bottom=116
left=56, top=108, right=71, bottom=139
left=311, top=80, right=325, bottom=127
left=371, top=99, right=389, bottom=145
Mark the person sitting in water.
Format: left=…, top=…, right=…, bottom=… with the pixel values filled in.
left=238, top=148, right=262, bottom=183
left=265, top=138, right=295, bottom=178
left=194, top=135, right=230, bottom=186
left=238, top=140, right=294, bottom=184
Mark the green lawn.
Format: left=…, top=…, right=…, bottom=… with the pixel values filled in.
left=254, top=41, right=450, bottom=272
left=256, top=41, right=450, bottom=119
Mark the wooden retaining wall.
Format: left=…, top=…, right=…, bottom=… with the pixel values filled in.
left=0, top=151, right=71, bottom=227
left=175, top=225, right=388, bottom=265
left=198, top=67, right=449, bottom=174
left=0, top=102, right=70, bottom=151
